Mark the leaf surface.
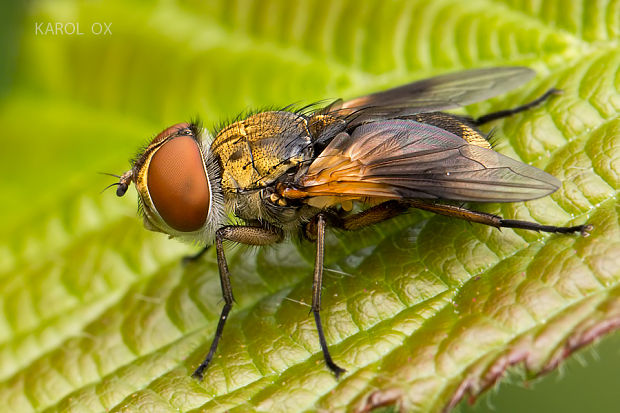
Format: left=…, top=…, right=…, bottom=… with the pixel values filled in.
left=0, top=0, right=618, bottom=412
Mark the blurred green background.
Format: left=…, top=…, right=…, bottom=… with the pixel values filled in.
left=0, top=0, right=618, bottom=412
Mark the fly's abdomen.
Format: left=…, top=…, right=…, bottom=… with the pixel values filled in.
left=211, top=111, right=313, bottom=192
left=412, top=112, right=491, bottom=149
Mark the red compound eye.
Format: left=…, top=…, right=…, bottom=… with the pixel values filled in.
left=147, top=135, right=210, bottom=232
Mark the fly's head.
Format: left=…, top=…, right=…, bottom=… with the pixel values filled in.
left=116, top=122, right=225, bottom=244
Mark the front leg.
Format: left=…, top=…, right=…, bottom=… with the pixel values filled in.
left=192, top=224, right=283, bottom=380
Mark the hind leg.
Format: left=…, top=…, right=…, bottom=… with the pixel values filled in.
left=474, top=88, right=561, bottom=125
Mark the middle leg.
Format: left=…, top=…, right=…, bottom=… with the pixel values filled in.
left=310, top=213, right=346, bottom=378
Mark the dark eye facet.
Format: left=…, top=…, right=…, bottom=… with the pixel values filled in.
left=152, top=122, right=191, bottom=144
left=147, top=135, right=210, bottom=232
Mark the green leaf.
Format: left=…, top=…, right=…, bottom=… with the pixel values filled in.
left=0, top=0, right=618, bottom=412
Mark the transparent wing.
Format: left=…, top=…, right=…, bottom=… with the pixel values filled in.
left=327, top=67, right=535, bottom=126
left=285, top=120, right=559, bottom=203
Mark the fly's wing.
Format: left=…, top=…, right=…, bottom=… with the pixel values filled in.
left=326, top=67, right=535, bottom=127
left=284, top=120, right=559, bottom=203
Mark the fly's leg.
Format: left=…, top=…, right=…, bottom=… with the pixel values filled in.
left=304, top=201, right=410, bottom=240
left=406, top=200, right=592, bottom=235
left=474, top=88, right=561, bottom=125
left=191, top=231, right=233, bottom=381
left=338, top=200, right=410, bottom=231
left=304, top=204, right=409, bottom=378
left=182, top=245, right=210, bottom=265
left=320, top=199, right=590, bottom=235
left=311, top=213, right=346, bottom=378
left=192, top=225, right=283, bottom=381
left=304, top=200, right=590, bottom=379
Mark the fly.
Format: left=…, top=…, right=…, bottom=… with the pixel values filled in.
left=112, top=67, right=592, bottom=380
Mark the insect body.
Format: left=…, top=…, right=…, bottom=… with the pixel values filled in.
left=114, top=67, right=591, bottom=380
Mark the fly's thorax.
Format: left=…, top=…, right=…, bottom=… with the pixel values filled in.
left=118, top=123, right=226, bottom=244
left=228, top=187, right=319, bottom=234
left=211, top=111, right=313, bottom=193
left=307, top=113, right=346, bottom=144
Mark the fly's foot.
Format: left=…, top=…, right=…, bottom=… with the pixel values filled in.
left=580, top=224, right=594, bottom=237
left=327, top=360, right=346, bottom=379
left=192, top=365, right=207, bottom=381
